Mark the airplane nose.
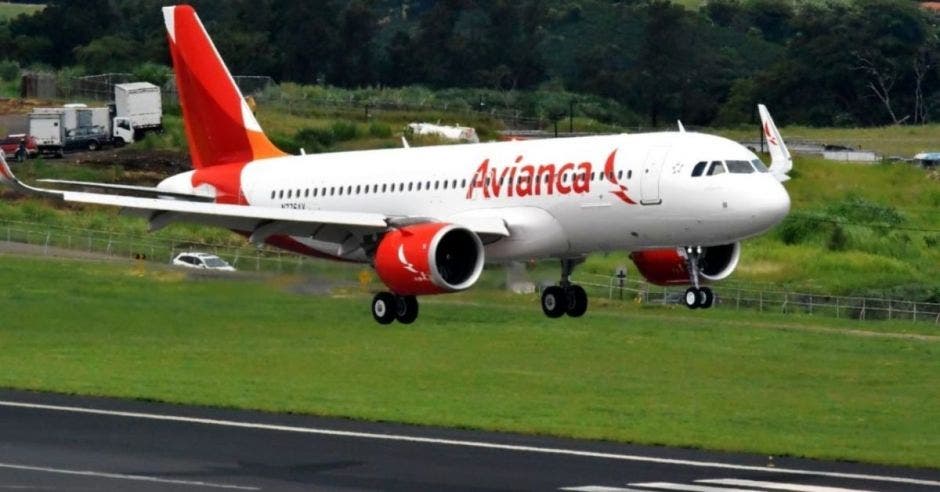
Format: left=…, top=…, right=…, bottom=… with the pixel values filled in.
left=753, top=179, right=791, bottom=228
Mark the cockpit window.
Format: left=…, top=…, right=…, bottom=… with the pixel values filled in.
left=751, top=159, right=769, bottom=173
left=691, top=161, right=707, bottom=177
left=707, top=161, right=726, bottom=176
left=726, top=160, right=755, bottom=174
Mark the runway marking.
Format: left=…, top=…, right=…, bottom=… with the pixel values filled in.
left=698, top=478, right=877, bottom=491
left=1, top=400, right=938, bottom=488
left=0, top=462, right=258, bottom=490
left=629, top=482, right=760, bottom=492
left=561, top=487, right=647, bottom=491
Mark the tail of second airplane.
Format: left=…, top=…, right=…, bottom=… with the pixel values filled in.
left=758, top=104, right=792, bottom=182
left=162, top=5, right=284, bottom=169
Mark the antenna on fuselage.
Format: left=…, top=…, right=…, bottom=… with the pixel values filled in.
left=677, top=120, right=686, bottom=133
left=401, top=136, right=411, bottom=148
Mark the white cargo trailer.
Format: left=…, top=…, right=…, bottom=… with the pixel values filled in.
left=114, top=82, right=163, bottom=137
left=28, top=110, right=66, bottom=157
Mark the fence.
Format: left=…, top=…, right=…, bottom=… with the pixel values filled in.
left=572, top=273, right=940, bottom=324
left=0, top=219, right=341, bottom=276
left=2, top=219, right=936, bottom=324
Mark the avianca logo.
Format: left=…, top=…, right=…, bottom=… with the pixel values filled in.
left=763, top=122, right=778, bottom=146
left=465, top=149, right=636, bottom=204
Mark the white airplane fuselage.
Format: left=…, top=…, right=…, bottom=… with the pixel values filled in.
left=161, top=132, right=790, bottom=263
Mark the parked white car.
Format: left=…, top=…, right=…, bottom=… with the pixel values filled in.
left=171, top=252, right=235, bottom=271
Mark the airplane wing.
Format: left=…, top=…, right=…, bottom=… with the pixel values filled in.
left=0, top=157, right=509, bottom=258
left=757, top=104, right=792, bottom=182
left=37, top=179, right=215, bottom=202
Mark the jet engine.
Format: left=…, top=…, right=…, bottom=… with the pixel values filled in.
left=629, top=242, right=741, bottom=286
left=374, top=223, right=485, bottom=295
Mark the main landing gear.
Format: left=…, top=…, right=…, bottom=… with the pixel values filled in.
left=683, top=246, right=714, bottom=309
left=372, top=292, right=419, bottom=325
left=541, top=258, right=589, bottom=318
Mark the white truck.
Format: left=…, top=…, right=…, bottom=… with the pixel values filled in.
left=114, top=82, right=163, bottom=140
left=29, top=105, right=135, bottom=156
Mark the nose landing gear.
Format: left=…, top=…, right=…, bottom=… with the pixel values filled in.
left=541, top=258, right=589, bottom=318
left=683, top=246, right=715, bottom=309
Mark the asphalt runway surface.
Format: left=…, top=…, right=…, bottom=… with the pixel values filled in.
left=0, top=389, right=937, bottom=491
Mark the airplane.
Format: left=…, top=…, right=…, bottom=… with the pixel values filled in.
left=0, top=5, right=792, bottom=324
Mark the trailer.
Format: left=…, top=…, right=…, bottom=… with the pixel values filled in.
left=114, top=82, right=163, bottom=139
left=28, top=110, right=66, bottom=157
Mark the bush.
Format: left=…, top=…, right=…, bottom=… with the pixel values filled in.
left=827, top=225, right=848, bottom=251
left=0, top=60, right=20, bottom=82
left=330, top=121, right=359, bottom=142
left=368, top=122, right=392, bottom=138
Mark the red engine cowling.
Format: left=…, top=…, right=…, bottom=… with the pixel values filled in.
left=374, top=223, right=485, bottom=295
left=630, top=242, right=741, bottom=286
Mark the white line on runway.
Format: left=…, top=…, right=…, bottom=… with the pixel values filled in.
left=0, top=462, right=259, bottom=490
left=630, top=483, right=761, bottom=492
left=0, top=400, right=938, bottom=488
left=698, top=478, right=877, bottom=492
left=560, top=487, right=647, bottom=491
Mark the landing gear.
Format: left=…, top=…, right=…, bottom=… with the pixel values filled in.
left=371, top=292, right=419, bottom=324
left=683, top=246, right=716, bottom=309
left=541, top=258, right=589, bottom=318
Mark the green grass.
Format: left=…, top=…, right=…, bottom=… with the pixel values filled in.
left=719, top=124, right=940, bottom=158
left=0, top=254, right=937, bottom=468
left=0, top=2, right=43, bottom=21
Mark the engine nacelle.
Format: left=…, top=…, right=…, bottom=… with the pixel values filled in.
left=630, top=242, right=741, bottom=286
left=374, top=223, right=485, bottom=295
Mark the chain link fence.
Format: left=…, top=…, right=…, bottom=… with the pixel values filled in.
left=2, top=219, right=936, bottom=324
left=573, top=272, right=940, bottom=324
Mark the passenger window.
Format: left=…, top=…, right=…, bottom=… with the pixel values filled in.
left=382, top=184, right=387, bottom=193
left=691, top=161, right=708, bottom=177
left=617, top=170, right=623, bottom=180
left=338, top=187, right=343, bottom=196
left=726, top=160, right=755, bottom=174
left=707, top=161, right=726, bottom=176
left=628, top=170, right=633, bottom=179
left=443, top=180, right=448, bottom=189
left=461, top=179, right=466, bottom=187
left=270, top=190, right=275, bottom=199
left=417, top=182, right=422, bottom=191
left=287, top=190, right=292, bottom=199
left=751, top=159, right=769, bottom=173
left=304, top=189, right=310, bottom=198
left=408, top=183, right=413, bottom=191
left=313, top=189, right=318, bottom=197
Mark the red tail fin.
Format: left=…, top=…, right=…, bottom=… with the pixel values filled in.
left=163, top=5, right=284, bottom=169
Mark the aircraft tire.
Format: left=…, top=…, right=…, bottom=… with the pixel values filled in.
left=372, top=292, right=397, bottom=325
left=698, top=287, right=715, bottom=309
left=565, top=285, right=588, bottom=317
left=542, top=286, right=568, bottom=318
left=396, top=295, right=419, bottom=324
left=684, top=287, right=700, bottom=310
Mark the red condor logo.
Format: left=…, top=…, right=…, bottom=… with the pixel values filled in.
left=763, top=121, right=778, bottom=146
left=465, top=149, right=636, bottom=204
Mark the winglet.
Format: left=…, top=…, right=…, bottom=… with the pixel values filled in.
left=758, top=104, right=792, bottom=182
left=0, top=153, right=63, bottom=199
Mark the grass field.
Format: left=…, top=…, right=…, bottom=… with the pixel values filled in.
left=0, top=2, right=42, bottom=21
left=0, top=254, right=937, bottom=468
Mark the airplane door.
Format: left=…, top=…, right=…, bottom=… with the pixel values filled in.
left=640, top=147, right=669, bottom=205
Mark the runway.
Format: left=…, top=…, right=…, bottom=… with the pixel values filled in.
left=0, top=390, right=936, bottom=491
